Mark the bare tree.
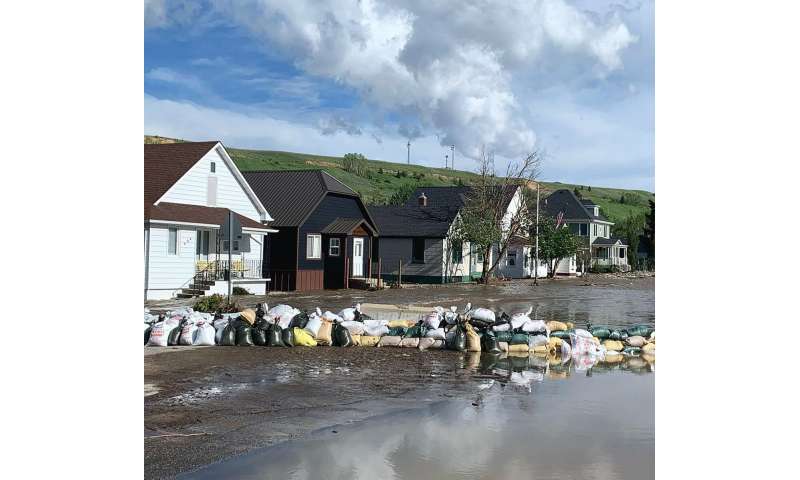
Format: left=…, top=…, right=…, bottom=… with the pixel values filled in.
left=455, top=148, right=543, bottom=284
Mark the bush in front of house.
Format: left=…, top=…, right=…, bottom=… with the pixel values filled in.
left=232, top=286, right=251, bottom=295
left=194, top=294, right=241, bottom=313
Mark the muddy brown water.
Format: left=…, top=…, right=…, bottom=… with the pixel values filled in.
left=145, top=278, right=654, bottom=479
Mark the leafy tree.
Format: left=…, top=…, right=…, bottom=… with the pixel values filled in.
left=573, top=187, right=582, bottom=198
left=534, top=215, right=580, bottom=278
left=385, top=183, right=419, bottom=205
left=588, top=186, right=592, bottom=191
left=617, top=212, right=646, bottom=269
left=619, top=194, right=626, bottom=204
left=342, top=153, right=368, bottom=176
left=642, top=199, right=655, bottom=260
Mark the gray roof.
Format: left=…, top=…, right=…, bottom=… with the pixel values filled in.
left=368, top=205, right=459, bottom=237
left=542, top=189, right=609, bottom=222
left=243, top=170, right=357, bottom=227
left=405, top=185, right=519, bottom=211
left=321, top=217, right=374, bottom=235
left=592, top=236, right=627, bottom=246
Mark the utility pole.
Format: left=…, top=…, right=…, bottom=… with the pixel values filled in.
left=407, top=140, right=410, bottom=164
left=450, top=145, right=455, bottom=170
left=534, top=183, right=540, bottom=286
left=445, top=154, right=449, bottom=169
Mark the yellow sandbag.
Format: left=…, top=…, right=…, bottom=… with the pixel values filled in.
left=239, top=309, right=256, bottom=325
left=548, top=337, right=563, bottom=350
left=399, top=337, right=420, bottom=348
left=359, top=335, right=380, bottom=347
left=532, top=345, right=548, bottom=354
left=642, top=343, right=655, bottom=354
left=293, top=327, right=317, bottom=347
left=642, top=353, right=656, bottom=365
left=350, top=334, right=362, bottom=346
left=465, top=323, right=481, bottom=352
left=591, top=336, right=601, bottom=346
left=604, top=351, right=623, bottom=363
left=626, top=336, right=646, bottom=348
left=388, top=319, right=415, bottom=328
left=566, top=322, right=575, bottom=329
left=508, top=344, right=529, bottom=353
left=603, top=339, right=624, bottom=351
left=378, top=335, right=402, bottom=347
left=498, top=341, right=509, bottom=352
left=315, top=320, right=333, bottom=346
left=547, top=321, right=568, bottom=332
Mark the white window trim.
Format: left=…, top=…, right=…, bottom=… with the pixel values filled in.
left=329, top=237, right=341, bottom=256
left=307, top=234, right=322, bottom=259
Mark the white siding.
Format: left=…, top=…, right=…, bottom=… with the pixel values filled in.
left=146, top=227, right=197, bottom=297
left=442, top=239, right=471, bottom=279
left=158, top=148, right=261, bottom=221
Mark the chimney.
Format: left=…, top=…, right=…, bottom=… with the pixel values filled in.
left=418, top=192, right=428, bottom=207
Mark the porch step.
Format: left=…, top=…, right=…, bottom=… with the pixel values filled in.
left=189, top=283, right=212, bottom=290
left=177, top=287, right=208, bottom=298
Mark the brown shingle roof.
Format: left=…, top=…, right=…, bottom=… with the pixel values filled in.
left=144, top=141, right=219, bottom=206
left=146, top=202, right=268, bottom=230
left=321, top=217, right=375, bottom=235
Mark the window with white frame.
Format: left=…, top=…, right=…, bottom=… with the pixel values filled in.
left=306, top=234, right=321, bottom=259
left=168, top=228, right=178, bottom=255
left=329, top=237, right=341, bottom=256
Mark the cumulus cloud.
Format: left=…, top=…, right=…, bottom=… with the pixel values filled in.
left=318, top=115, right=363, bottom=136
left=150, top=0, right=635, bottom=163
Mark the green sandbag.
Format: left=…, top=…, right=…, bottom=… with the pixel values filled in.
left=221, top=324, right=237, bottom=346
left=288, top=312, right=309, bottom=329
left=625, top=325, right=652, bottom=337
left=387, top=326, right=407, bottom=336
left=448, top=325, right=467, bottom=351
left=590, top=328, right=611, bottom=339
left=404, top=325, right=427, bottom=338
left=481, top=332, right=501, bottom=354
left=281, top=327, right=294, bottom=347
left=167, top=324, right=182, bottom=346
left=333, top=323, right=353, bottom=347
left=144, top=326, right=151, bottom=346
left=550, top=330, right=572, bottom=339
left=511, top=333, right=529, bottom=345
left=495, top=331, right=513, bottom=343
left=235, top=325, right=254, bottom=346
left=267, top=324, right=284, bottom=347
left=622, top=346, right=642, bottom=356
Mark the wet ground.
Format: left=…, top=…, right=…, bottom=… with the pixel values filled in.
left=144, top=277, right=654, bottom=479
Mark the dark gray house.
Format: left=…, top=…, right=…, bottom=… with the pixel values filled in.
left=243, top=170, right=378, bottom=291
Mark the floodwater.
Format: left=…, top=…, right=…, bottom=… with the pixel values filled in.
left=179, top=354, right=654, bottom=480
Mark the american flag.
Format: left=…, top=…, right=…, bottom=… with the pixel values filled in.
left=556, top=211, right=564, bottom=228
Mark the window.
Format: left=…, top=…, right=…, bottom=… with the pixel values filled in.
left=329, top=238, right=341, bottom=256
left=412, top=238, right=425, bottom=263
left=569, top=223, right=579, bottom=234
left=507, top=250, right=517, bottom=266
left=168, top=228, right=178, bottom=255
left=306, top=234, right=321, bottom=259
left=451, top=241, right=462, bottom=263
left=593, top=224, right=597, bottom=236
left=619, top=248, right=626, bottom=259
left=579, top=224, right=588, bottom=236
left=210, top=161, right=216, bottom=173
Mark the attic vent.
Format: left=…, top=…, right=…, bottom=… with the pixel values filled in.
left=418, top=193, right=428, bottom=207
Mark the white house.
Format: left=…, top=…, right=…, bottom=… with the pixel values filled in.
left=144, top=141, right=277, bottom=300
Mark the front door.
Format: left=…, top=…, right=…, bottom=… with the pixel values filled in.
left=352, top=238, right=364, bottom=277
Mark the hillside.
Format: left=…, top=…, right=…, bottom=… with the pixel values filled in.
left=145, top=135, right=653, bottom=222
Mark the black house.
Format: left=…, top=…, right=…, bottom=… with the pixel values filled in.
left=243, top=170, right=378, bottom=291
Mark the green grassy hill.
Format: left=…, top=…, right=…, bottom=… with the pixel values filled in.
left=145, top=135, right=653, bottom=222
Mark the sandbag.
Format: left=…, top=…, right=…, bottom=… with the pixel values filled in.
left=387, top=326, right=408, bottom=336
left=550, top=330, right=572, bottom=340
left=179, top=322, right=198, bottom=346
left=508, top=344, right=529, bottom=353
left=359, top=335, right=381, bottom=347
left=213, top=319, right=229, bottom=344
left=235, top=325, right=254, bottom=346
left=604, top=351, right=623, bottom=363
left=590, top=327, right=611, bottom=339
left=603, top=339, right=624, bottom=351
left=292, top=328, right=317, bottom=347
left=281, top=327, right=294, bottom=347
left=239, top=309, right=256, bottom=326
left=417, top=337, right=436, bottom=350
left=423, top=310, right=443, bottom=329
left=510, top=312, right=530, bottom=330
left=443, top=306, right=459, bottom=325
left=649, top=331, right=656, bottom=342
left=481, top=332, right=502, bottom=354
left=387, top=319, right=415, bottom=328
left=528, top=334, right=549, bottom=348
left=622, top=346, right=642, bottom=356
left=304, top=314, right=323, bottom=338
left=268, top=304, right=296, bottom=319
left=626, top=324, right=653, bottom=338
left=609, top=329, right=628, bottom=341
left=267, top=324, right=284, bottom=347
left=446, top=325, right=466, bottom=351
left=364, top=325, right=390, bottom=337
left=511, top=333, right=529, bottom=345
left=548, top=336, right=563, bottom=351
left=338, top=303, right=361, bottom=322
left=147, top=320, right=179, bottom=347
left=195, top=323, right=216, bottom=346
left=288, top=312, right=309, bottom=330
left=333, top=323, right=353, bottom=347
left=431, top=339, right=445, bottom=349
left=521, top=319, right=548, bottom=335
left=399, top=337, right=420, bottom=348
left=574, top=329, right=593, bottom=339
left=363, top=319, right=389, bottom=328
left=144, top=325, right=152, bottom=345
left=465, top=323, right=481, bottom=352
left=341, top=321, right=366, bottom=335
left=377, top=335, right=402, bottom=347
left=425, top=328, right=446, bottom=340
left=642, top=343, right=655, bottom=354
left=468, top=307, right=496, bottom=324
left=531, top=345, right=549, bottom=354
left=350, top=334, right=362, bottom=346
left=546, top=320, right=568, bottom=332
left=404, top=324, right=427, bottom=338
left=315, top=320, right=334, bottom=346
left=252, top=326, right=268, bottom=346
left=220, top=323, right=237, bottom=346
left=626, top=335, right=647, bottom=347
left=321, top=310, right=343, bottom=323
left=492, top=322, right=511, bottom=332
left=495, top=331, right=513, bottom=343
left=167, top=323, right=183, bottom=346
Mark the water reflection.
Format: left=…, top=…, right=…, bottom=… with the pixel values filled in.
left=181, top=352, right=654, bottom=480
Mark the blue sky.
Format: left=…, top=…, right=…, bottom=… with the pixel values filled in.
left=145, top=0, right=654, bottom=191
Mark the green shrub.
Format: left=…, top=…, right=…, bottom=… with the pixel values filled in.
left=194, top=294, right=241, bottom=313
left=232, top=286, right=251, bottom=295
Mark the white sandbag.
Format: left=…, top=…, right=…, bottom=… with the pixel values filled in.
left=573, top=328, right=593, bottom=339
left=363, top=324, right=389, bottom=337
left=510, top=307, right=533, bottom=329
left=194, top=323, right=216, bottom=346
left=268, top=304, right=296, bottom=317
left=322, top=310, right=343, bottom=323
left=304, top=313, right=323, bottom=337
left=179, top=322, right=198, bottom=346
left=147, top=319, right=179, bottom=347
left=560, top=341, right=572, bottom=362
left=338, top=303, right=361, bottom=322
left=492, top=323, right=511, bottom=332
left=341, top=321, right=366, bottom=335
left=399, top=337, right=420, bottom=348
left=468, top=307, right=496, bottom=323
left=521, top=319, right=548, bottom=334
left=425, top=328, right=446, bottom=340
left=431, top=339, right=445, bottom=349
left=423, top=309, right=443, bottom=329
left=362, top=319, right=389, bottom=328
left=213, top=319, right=229, bottom=344
left=444, top=306, right=459, bottom=325
left=377, top=335, right=402, bottom=347
left=528, top=334, right=549, bottom=348
left=417, top=338, right=436, bottom=350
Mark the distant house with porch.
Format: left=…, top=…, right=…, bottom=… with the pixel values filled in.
left=144, top=142, right=277, bottom=300
left=243, top=170, right=378, bottom=291
left=541, top=189, right=629, bottom=273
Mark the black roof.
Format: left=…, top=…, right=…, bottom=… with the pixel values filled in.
left=243, top=170, right=358, bottom=227
left=368, top=205, right=459, bottom=238
left=321, top=217, right=375, bottom=235
left=542, top=189, right=609, bottom=222
left=592, top=236, right=627, bottom=246
left=405, top=185, right=519, bottom=211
